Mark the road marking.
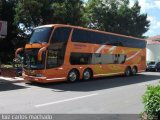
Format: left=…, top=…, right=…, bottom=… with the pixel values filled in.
left=35, top=93, right=98, bottom=107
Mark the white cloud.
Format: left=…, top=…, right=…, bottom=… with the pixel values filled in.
left=129, top=0, right=160, bottom=36
left=147, top=16, right=155, bottom=22
left=145, top=15, right=160, bottom=36
left=147, top=16, right=158, bottom=26
left=129, top=0, right=134, bottom=7
left=129, top=0, right=160, bottom=12
left=138, top=0, right=154, bottom=12
left=144, top=29, right=155, bottom=36
left=153, top=22, right=160, bottom=29
left=147, top=16, right=160, bottom=29
left=154, top=1, right=160, bottom=9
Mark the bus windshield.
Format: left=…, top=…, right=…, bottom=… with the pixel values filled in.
left=47, top=27, right=71, bottom=68
left=23, top=49, right=45, bottom=70
left=29, top=27, right=52, bottom=44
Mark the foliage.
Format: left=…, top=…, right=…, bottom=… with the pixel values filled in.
left=0, top=0, right=18, bottom=63
left=52, top=0, right=86, bottom=26
left=14, top=0, right=43, bottom=28
left=14, top=0, right=86, bottom=31
left=85, top=0, right=150, bottom=37
left=142, top=84, right=160, bottom=119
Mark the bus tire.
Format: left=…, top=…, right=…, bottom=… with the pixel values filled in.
left=132, top=66, right=137, bottom=75
left=83, top=68, right=93, bottom=80
left=67, top=69, right=79, bottom=82
left=124, top=67, right=131, bottom=77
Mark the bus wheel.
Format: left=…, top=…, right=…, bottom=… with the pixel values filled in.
left=67, top=69, right=79, bottom=82
left=124, top=67, right=131, bottom=76
left=132, top=67, right=137, bottom=75
left=83, top=69, right=92, bottom=80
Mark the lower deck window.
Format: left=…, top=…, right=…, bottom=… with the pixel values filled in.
left=70, top=52, right=126, bottom=65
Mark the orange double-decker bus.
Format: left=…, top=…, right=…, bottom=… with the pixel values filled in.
left=16, top=24, right=146, bottom=83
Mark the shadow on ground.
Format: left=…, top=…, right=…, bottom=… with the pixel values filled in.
left=28, top=72, right=160, bottom=92
left=0, top=79, right=28, bottom=92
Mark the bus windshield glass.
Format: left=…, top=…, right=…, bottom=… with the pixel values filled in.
left=23, top=49, right=45, bottom=70
left=29, top=27, right=52, bottom=44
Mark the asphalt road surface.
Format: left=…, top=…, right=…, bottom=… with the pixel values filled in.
left=0, top=72, right=160, bottom=115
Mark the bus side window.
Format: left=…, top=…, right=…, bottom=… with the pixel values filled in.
left=118, top=54, right=126, bottom=64
left=115, top=55, right=119, bottom=64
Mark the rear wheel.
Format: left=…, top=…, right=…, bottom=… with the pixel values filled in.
left=132, top=67, right=137, bottom=75
left=83, top=69, right=92, bottom=80
left=67, top=69, right=79, bottom=82
left=124, top=67, right=131, bottom=76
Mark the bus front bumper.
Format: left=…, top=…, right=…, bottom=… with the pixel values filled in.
left=23, top=73, right=47, bottom=83
left=23, top=73, right=66, bottom=83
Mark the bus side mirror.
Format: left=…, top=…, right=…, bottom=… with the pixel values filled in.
left=15, top=48, right=23, bottom=58
left=38, top=47, right=47, bottom=61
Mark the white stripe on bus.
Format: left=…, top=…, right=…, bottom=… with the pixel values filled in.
left=126, top=50, right=141, bottom=61
left=94, top=72, right=124, bottom=77
left=47, top=77, right=66, bottom=81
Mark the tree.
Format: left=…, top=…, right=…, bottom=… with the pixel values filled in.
left=0, top=0, right=18, bottom=63
left=14, top=0, right=43, bottom=29
left=85, top=0, right=150, bottom=37
left=51, top=0, right=86, bottom=26
left=14, top=0, right=86, bottom=31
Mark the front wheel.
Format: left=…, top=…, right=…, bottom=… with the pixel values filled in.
left=67, top=69, right=79, bottom=82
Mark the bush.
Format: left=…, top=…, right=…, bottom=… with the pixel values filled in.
left=142, top=84, right=160, bottom=119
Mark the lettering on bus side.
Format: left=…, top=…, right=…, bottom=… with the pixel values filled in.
left=73, top=44, right=87, bottom=47
left=73, top=43, right=87, bottom=49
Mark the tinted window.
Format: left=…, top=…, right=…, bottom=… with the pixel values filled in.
left=72, top=29, right=146, bottom=48
left=94, top=54, right=126, bottom=64
left=94, top=54, right=115, bottom=64
left=156, top=62, right=160, bottom=67
left=50, top=27, right=71, bottom=43
left=70, top=53, right=92, bottom=65
left=148, top=61, right=156, bottom=65
left=47, top=49, right=60, bottom=68
left=72, top=29, right=112, bottom=45
left=70, top=52, right=126, bottom=65
left=47, top=27, right=71, bottom=68
left=30, top=27, right=52, bottom=44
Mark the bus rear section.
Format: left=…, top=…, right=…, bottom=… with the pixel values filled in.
left=15, top=24, right=146, bottom=83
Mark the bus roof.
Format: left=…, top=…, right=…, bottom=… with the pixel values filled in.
left=35, top=24, right=145, bottom=41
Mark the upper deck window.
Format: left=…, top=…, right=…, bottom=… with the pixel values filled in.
left=29, top=27, right=52, bottom=44
left=72, top=29, right=146, bottom=48
left=50, top=27, right=71, bottom=44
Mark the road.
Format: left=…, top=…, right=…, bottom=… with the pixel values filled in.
left=0, top=72, right=159, bottom=115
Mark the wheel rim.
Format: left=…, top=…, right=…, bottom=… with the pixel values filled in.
left=132, top=68, right=136, bottom=75
left=83, top=70, right=90, bottom=80
left=69, top=71, right=77, bottom=82
left=126, top=69, right=130, bottom=76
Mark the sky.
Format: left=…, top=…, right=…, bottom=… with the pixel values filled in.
left=130, top=0, right=160, bottom=37
left=84, top=0, right=160, bottom=37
